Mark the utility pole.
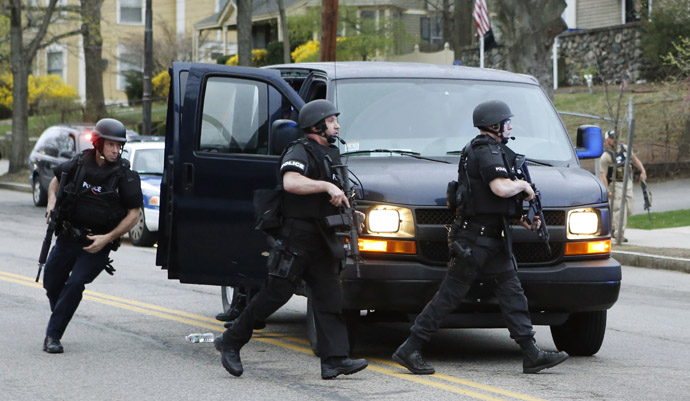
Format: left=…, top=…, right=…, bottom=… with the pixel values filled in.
left=142, top=0, right=153, bottom=135
left=320, top=0, right=338, bottom=61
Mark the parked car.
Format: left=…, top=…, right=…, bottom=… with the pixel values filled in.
left=157, top=62, right=620, bottom=356
left=121, top=138, right=165, bottom=247
left=28, top=124, right=95, bottom=206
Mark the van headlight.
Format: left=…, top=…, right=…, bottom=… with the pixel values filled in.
left=368, top=209, right=400, bottom=232
left=567, top=208, right=600, bottom=238
left=364, top=206, right=414, bottom=238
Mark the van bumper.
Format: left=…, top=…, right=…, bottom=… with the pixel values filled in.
left=340, top=256, right=621, bottom=318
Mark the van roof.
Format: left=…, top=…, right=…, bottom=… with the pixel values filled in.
left=267, top=61, right=540, bottom=85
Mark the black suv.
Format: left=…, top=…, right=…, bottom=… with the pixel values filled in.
left=157, top=62, right=621, bottom=356
left=28, top=124, right=95, bottom=206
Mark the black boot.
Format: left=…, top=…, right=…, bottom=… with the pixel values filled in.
left=321, top=357, right=368, bottom=379
left=392, top=335, right=435, bottom=375
left=215, top=308, right=241, bottom=322
left=43, top=336, right=64, bottom=354
left=214, top=335, right=243, bottom=377
left=519, top=338, right=568, bottom=374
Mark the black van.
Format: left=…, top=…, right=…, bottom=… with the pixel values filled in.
left=157, top=62, right=620, bottom=356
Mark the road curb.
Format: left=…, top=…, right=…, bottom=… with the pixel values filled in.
left=612, top=250, right=690, bottom=274
left=0, top=182, right=31, bottom=193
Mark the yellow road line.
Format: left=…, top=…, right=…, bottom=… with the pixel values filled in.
left=1, top=269, right=548, bottom=401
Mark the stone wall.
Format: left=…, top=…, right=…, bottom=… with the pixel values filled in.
left=557, top=22, right=646, bottom=86
left=382, top=22, right=646, bottom=89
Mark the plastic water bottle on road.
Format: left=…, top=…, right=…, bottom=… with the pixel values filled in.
left=186, top=333, right=215, bottom=343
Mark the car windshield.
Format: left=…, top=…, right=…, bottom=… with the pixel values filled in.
left=333, top=79, right=574, bottom=164
left=132, top=148, right=164, bottom=175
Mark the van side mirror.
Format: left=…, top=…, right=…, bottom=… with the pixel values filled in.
left=59, top=150, right=76, bottom=158
left=269, top=119, right=301, bottom=155
left=575, top=125, right=603, bottom=159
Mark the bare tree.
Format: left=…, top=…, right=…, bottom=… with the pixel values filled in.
left=493, top=0, right=567, bottom=97
left=120, top=20, right=196, bottom=74
left=6, top=0, right=58, bottom=174
left=237, top=0, right=253, bottom=66
left=80, top=0, right=106, bottom=122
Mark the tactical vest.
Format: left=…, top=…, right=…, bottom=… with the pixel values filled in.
left=457, top=136, right=522, bottom=219
left=60, top=150, right=129, bottom=234
left=605, top=145, right=630, bottom=182
left=280, top=138, right=340, bottom=220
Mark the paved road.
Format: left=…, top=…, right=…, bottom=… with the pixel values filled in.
left=2, top=188, right=690, bottom=400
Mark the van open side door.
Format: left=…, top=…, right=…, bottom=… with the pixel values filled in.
left=156, top=62, right=305, bottom=287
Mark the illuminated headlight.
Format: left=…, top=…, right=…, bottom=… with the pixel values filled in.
left=567, top=209, right=600, bottom=238
left=569, top=211, right=598, bottom=234
left=368, top=209, right=400, bottom=233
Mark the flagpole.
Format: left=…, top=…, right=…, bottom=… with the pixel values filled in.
left=479, top=35, right=485, bottom=68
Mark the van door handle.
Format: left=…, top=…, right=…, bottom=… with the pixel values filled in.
left=183, top=163, right=194, bottom=191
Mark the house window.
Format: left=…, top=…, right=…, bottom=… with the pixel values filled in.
left=119, top=0, right=143, bottom=24
left=47, top=49, right=64, bottom=79
left=360, top=10, right=376, bottom=21
left=118, top=49, right=142, bottom=91
left=625, top=0, right=647, bottom=23
left=421, top=16, right=443, bottom=44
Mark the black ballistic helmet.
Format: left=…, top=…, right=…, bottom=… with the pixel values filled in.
left=298, top=99, right=340, bottom=130
left=473, top=100, right=514, bottom=127
left=93, top=118, right=127, bottom=143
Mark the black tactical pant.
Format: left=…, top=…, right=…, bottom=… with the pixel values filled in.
left=410, top=225, right=535, bottom=343
left=222, top=225, right=350, bottom=361
left=43, top=236, right=110, bottom=339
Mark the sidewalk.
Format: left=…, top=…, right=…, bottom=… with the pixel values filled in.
left=612, top=226, right=690, bottom=273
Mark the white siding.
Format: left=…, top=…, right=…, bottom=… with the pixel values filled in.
left=576, top=0, right=620, bottom=29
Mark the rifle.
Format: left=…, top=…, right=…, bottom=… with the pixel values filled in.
left=36, top=172, right=68, bottom=282
left=515, top=157, right=551, bottom=254
left=640, top=179, right=652, bottom=221
left=325, top=163, right=364, bottom=277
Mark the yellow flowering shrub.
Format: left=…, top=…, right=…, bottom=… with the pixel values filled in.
left=152, top=70, right=170, bottom=99
left=0, top=73, right=78, bottom=112
left=291, top=40, right=320, bottom=63
left=225, top=49, right=269, bottom=67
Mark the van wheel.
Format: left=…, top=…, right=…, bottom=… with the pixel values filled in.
left=33, top=176, right=47, bottom=207
left=129, top=208, right=157, bottom=247
left=306, top=295, right=358, bottom=357
left=221, top=286, right=236, bottom=313
left=550, top=310, right=607, bottom=356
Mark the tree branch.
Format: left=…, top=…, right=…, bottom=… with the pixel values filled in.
left=38, top=29, right=83, bottom=50
left=24, top=0, right=59, bottom=64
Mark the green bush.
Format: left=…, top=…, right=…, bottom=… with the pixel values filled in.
left=123, top=70, right=144, bottom=104
left=216, top=54, right=232, bottom=65
left=266, top=41, right=286, bottom=65
left=641, top=0, right=690, bottom=80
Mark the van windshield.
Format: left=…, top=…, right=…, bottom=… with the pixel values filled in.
left=334, top=79, right=574, bottom=164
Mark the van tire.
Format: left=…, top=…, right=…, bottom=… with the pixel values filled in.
left=129, top=207, right=157, bottom=247
left=550, top=310, right=607, bottom=356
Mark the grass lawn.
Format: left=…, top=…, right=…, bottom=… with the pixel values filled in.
left=627, top=209, right=690, bottom=230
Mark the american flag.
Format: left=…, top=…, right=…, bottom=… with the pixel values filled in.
left=473, top=0, right=491, bottom=37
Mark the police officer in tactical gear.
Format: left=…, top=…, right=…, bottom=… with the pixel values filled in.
left=392, top=100, right=569, bottom=374
left=41, top=118, right=142, bottom=353
left=214, top=99, right=368, bottom=379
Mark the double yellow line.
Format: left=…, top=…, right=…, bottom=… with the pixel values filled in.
left=1, top=269, right=547, bottom=401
